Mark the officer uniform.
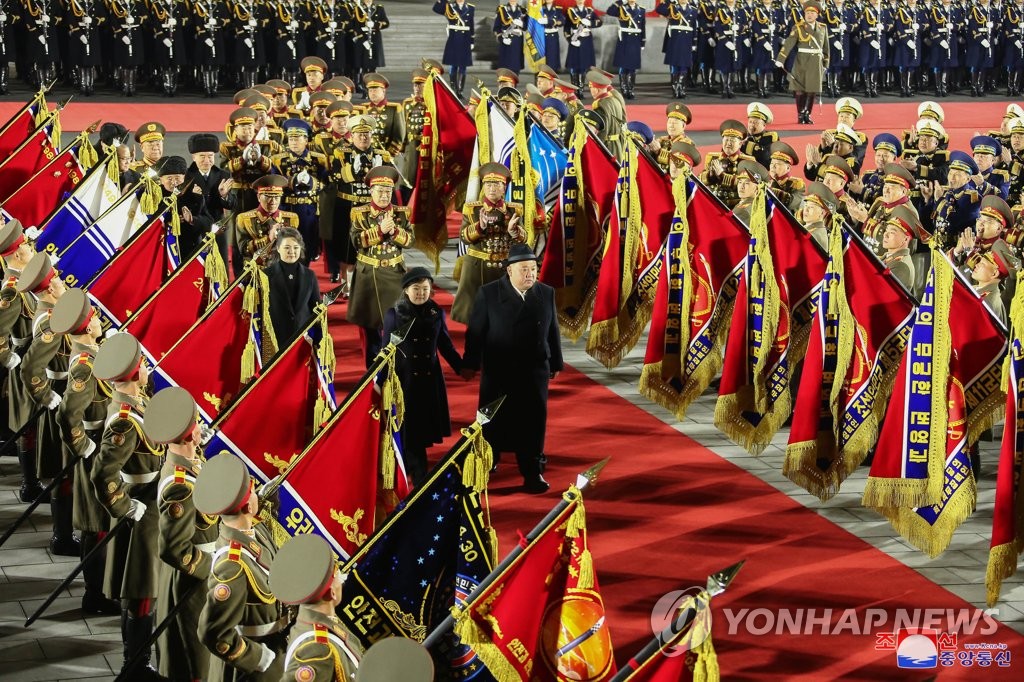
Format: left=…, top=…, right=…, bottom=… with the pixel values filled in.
left=927, top=151, right=984, bottom=249
left=668, top=140, right=703, bottom=177
left=903, top=119, right=949, bottom=212
left=966, top=0, right=997, bottom=96
left=272, top=119, right=329, bottom=263
left=196, top=454, right=287, bottom=682
left=882, top=242, right=916, bottom=291
left=350, top=0, right=389, bottom=81
left=743, top=102, right=779, bottom=168
left=929, top=0, right=962, bottom=96
left=587, top=70, right=627, bottom=160
left=749, top=0, right=784, bottom=98
left=972, top=134, right=1011, bottom=200
left=0, top=0, right=12, bottom=93
left=857, top=133, right=904, bottom=206
left=856, top=0, right=890, bottom=97
left=864, top=198, right=921, bottom=258
left=654, top=103, right=694, bottom=171
left=451, top=163, right=525, bottom=323
left=360, top=73, right=406, bottom=158
left=230, top=0, right=268, bottom=89
left=776, top=2, right=828, bottom=123
left=271, top=534, right=364, bottom=682
left=700, top=120, right=756, bottom=209
left=1005, top=0, right=1024, bottom=96
left=815, top=154, right=856, bottom=222
left=432, top=0, right=474, bottom=97
left=494, top=0, right=526, bottom=72
left=401, top=69, right=429, bottom=188
left=538, top=0, right=564, bottom=71
left=801, top=181, right=838, bottom=249
left=130, top=121, right=167, bottom=174
left=609, top=0, right=647, bottom=99
left=658, top=0, right=698, bottom=98
left=711, top=0, right=747, bottom=99
left=732, top=160, right=770, bottom=226
left=564, top=0, right=601, bottom=94
left=236, top=174, right=301, bottom=266
left=893, top=0, right=925, bottom=97
left=769, top=141, right=806, bottom=213
left=823, top=0, right=855, bottom=96
left=270, top=0, right=309, bottom=84
left=190, top=0, right=229, bottom=96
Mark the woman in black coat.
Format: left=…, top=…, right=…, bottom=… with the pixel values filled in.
left=264, top=227, right=320, bottom=348
left=382, top=267, right=466, bottom=486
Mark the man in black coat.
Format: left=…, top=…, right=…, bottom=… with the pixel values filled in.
left=184, top=134, right=236, bottom=266
left=464, top=244, right=563, bottom=494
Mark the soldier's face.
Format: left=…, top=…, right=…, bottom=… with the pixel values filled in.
left=976, top=214, right=1004, bottom=239
left=737, top=176, right=756, bottom=200
left=141, top=139, right=163, bottom=162
left=117, top=146, right=133, bottom=172
left=260, top=194, right=282, bottom=213
left=137, top=362, right=150, bottom=387
left=306, top=70, right=324, bottom=89
left=255, top=111, right=269, bottom=131
left=160, top=174, right=185, bottom=192
left=353, top=131, right=373, bottom=150
left=48, top=276, right=66, bottom=299
left=822, top=174, right=844, bottom=194
left=747, top=117, right=765, bottom=135
left=721, top=136, right=740, bottom=155
left=235, top=123, right=256, bottom=144
left=277, top=237, right=303, bottom=264
left=405, top=279, right=432, bottom=305
left=972, top=258, right=999, bottom=285
left=501, top=101, right=519, bottom=119
left=482, top=180, right=505, bottom=203
left=1002, top=118, right=1014, bottom=134
left=328, top=570, right=345, bottom=607
left=881, top=181, right=908, bottom=203
left=192, top=152, right=216, bottom=173
left=804, top=8, right=818, bottom=23
left=86, top=313, right=103, bottom=340
left=313, top=106, right=329, bottom=124
left=874, top=148, right=895, bottom=167
left=947, top=168, right=970, bottom=189
left=537, top=77, right=553, bottom=95
left=368, top=86, right=386, bottom=105
left=834, top=140, right=853, bottom=157
left=15, top=241, right=35, bottom=265
left=918, top=136, right=938, bottom=153
left=1012, top=133, right=1024, bottom=152
left=412, top=82, right=424, bottom=98
left=837, top=112, right=856, bottom=127
left=273, top=93, right=288, bottom=109
left=370, top=184, right=393, bottom=206
left=507, top=260, right=538, bottom=292
left=666, top=117, right=685, bottom=137
left=802, top=200, right=824, bottom=224
left=541, top=112, right=561, bottom=133
left=973, top=152, right=995, bottom=172
left=769, top=159, right=790, bottom=179
left=330, top=116, right=349, bottom=134
left=287, top=135, right=308, bottom=154
left=882, top=225, right=910, bottom=251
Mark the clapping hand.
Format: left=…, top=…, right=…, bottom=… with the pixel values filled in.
left=507, top=213, right=521, bottom=236
left=380, top=214, right=396, bottom=236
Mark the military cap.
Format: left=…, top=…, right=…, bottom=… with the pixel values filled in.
left=803, top=1, right=822, bottom=13
left=349, top=115, right=375, bottom=134
left=282, top=119, right=312, bottom=137
left=1006, top=103, right=1024, bottom=120
left=421, top=58, right=444, bottom=75
left=737, top=159, right=769, bottom=183
left=882, top=163, right=915, bottom=190
left=669, top=141, right=702, bottom=169
left=16, top=252, right=58, bottom=294
left=833, top=123, right=859, bottom=146
left=336, top=76, right=356, bottom=93
left=541, top=97, right=569, bottom=119
left=803, top=181, right=838, bottom=213
left=536, top=65, right=558, bottom=81
left=265, top=79, right=292, bottom=95
left=888, top=203, right=923, bottom=239
left=553, top=78, right=577, bottom=95
left=326, top=101, right=355, bottom=118
left=916, top=119, right=946, bottom=139
left=411, top=68, right=430, bottom=84
left=245, top=94, right=271, bottom=112
left=233, top=88, right=258, bottom=105
left=366, top=166, right=399, bottom=188
left=356, top=638, right=434, bottom=682
left=252, top=84, right=277, bottom=100
left=820, top=154, right=853, bottom=183
left=980, top=195, right=1014, bottom=229
left=1011, top=117, right=1024, bottom=136
left=0, top=219, right=26, bottom=257
left=93, top=333, right=143, bottom=382
left=188, top=134, right=220, bottom=155
left=321, top=79, right=346, bottom=97
left=310, top=92, right=338, bottom=109
left=873, top=132, right=902, bottom=156
left=747, top=101, right=773, bottom=124
left=495, top=68, right=520, bottom=86
left=301, top=56, right=327, bottom=73
left=666, top=102, right=692, bottom=123
left=982, top=249, right=1012, bottom=279
left=194, top=454, right=253, bottom=516
left=627, top=121, right=654, bottom=145
left=578, top=108, right=605, bottom=132
left=156, top=156, right=188, bottom=177
left=480, top=162, right=511, bottom=184
left=401, top=266, right=433, bottom=289
left=883, top=215, right=915, bottom=239
left=504, top=243, right=540, bottom=266
left=971, top=135, right=1002, bottom=157
left=948, top=150, right=979, bottom=176
left=135, top=122, right=166, bottom=144
left=143, top=387, right=199, bottom=445
left=770, top=141, right=799, bottom=166
left=835, top=97, right=863, bottom=119
left=253, top=174, right=290, bottom=196
left=525, top=82, right=542, bottom=98
left=467, top=90, right=482, bottom=107
left=229, top=107, right=258, bottom=127
left=49, top=289, right=94, bottom=336
left=917, top=101, right=944, bottom=123
left=497, top=86, right=522, bottom=104
left=363, top=72, right=390, bottom=89
left=719, top=119, right=747, bottom=139
left=99, top=122, right=129, bottom=148
left=525, top=92, right=544, bottom=112
left=586, top=70, right=613, bottom=87
left=269, top=534, right=338, bottom=605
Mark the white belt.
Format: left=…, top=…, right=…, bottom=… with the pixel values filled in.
left=195, top=541, right=216, bottom=553
left=11, top=336, right=29, bottom=347
left=121, top=471, right=159, bottom=484
left=447, top=25, right=470, bottom=32
left=620, top=27, right=642, bottom=34
left=668, top=26, right=694, bottom=33
left=46, top=369, right=68, bottom=380
left=798, top=48, right=821, bottom=54
left=544, top=28, right=559, bottom=34
left=83, top=419, right=104, bottom=430
left=238, top=616, right=288, bottom=638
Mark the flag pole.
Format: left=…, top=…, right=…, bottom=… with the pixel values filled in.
left=421, top=457, right=610, bottom=649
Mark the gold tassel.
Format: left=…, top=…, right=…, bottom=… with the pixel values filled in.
left=487, top=525, right=499, bottom=567
left=313, top=309, right=337, bottom=432
left=748, top=185, right=781, bottom=415
left=240, top=339, right=257, bottom=384
left=106, top=152, right=119, bottom=185
left=565, top=487, right=586, bottom=539
left=77, top=135, right=98, bottom=169
left=986, top=541, right=1021, bottom=607
left=1002, top=270, right=1024, bottom=392
left=203, top=238, right=229, bottom=303
left=255, top=268, right=278, bottom=357
left=378, top=355, right=405, bottom=490
left=140, top=176, right=160, bottom=215
left=50, top=114, right=61, bottom=149
left=474, top=88, right=492, bottom=166
left=693, top=636, right=720, bottom=682
left=169, top=196, right=181, bottom=237
left=576, top=548, right=595, bottom=590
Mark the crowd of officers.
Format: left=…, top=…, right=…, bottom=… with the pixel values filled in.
left=0, top=0, right=390, bottom=97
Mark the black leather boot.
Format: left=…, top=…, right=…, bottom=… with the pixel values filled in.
left=49, top=494, right=79, bottom=557
left=80, top=532, right=120, bottom=615
left=122, top=613, right=167, bottom=681
left=18, top=447, right=46, bottom=503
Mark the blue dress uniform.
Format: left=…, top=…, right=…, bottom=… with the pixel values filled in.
left=309, top=0, right=346, bottom=78
left=494, top=0, right=526, bottom=73
left=539, top=0, right=564, bottom=71
left=1004, top=1, right=1024, bottom=95
left=609, top=0, right=646, bottom=99
left=929, top=0, right=961, bottom=96
left=824, top=0, right=855, bottom=96
left=432, top=0, right=474, bottom=97
left=272, top=119, right=330, bottom=263
left=857, top=0, right=891, bottom=97
left=697, top=0, right=718, bottom=92
left=972, top=135, right=1012, bottom=200
left=712, top=0, right=747, bottom=98
left=231, top=0, right=268, bottom=89
left=966, top=0, right=998, bottom=95
left=892, top=2, right=924, bottom=97
left=564, top=0, right=601, bottom=92
left=658, top=0, right=698, bottom=98
left=925, top=151, right=983, bottom=248
left=749, top=1, right=784, bottom=97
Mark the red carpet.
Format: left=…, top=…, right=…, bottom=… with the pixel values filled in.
left=318, top=268, right=1024, bottom=680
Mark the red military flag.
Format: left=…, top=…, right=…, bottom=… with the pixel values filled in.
left=864, top=253, right=1007, bottom=557
left=0, top=134, right=97, bottom=227
left=0, top=113, right=59, bottom=202
left=715, top=187, right=828, bottom=454
left=640, top=174, right=749, bottom=419
left=454, top=490, right=616, bottom=681
left=540, top=121, right=619, bottom=341
left=785, top=224, right=916, bottom=500
left=0, top=91, right=48, bottom=159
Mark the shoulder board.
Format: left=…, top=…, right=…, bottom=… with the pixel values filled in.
left=314, top=623, right=330, bottom=645
left=174, top=466, right=189, bottom=486
left=309, top=151, right=328, bottom=163
left=393, top=206, right=412, bottom=217
left=994, top=169, right=1011, bottom=180
left=352, top=204, right=371, bottom=216
left=464, top=201, right=483, bottom=210
left=1, top=275, right=16, bottom=290
left=935, top=150, right=951, bottom=161
left=281, top=211, right=301, bottom=224
left=119, top=403, right=131, bottom=420
left=739, top=153, right=756, bottom=162
left=506, top=202, right=524, bottom=211
left=385, top=102, right=401, bottom=112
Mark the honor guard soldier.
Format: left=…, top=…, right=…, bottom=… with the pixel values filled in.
left=65, top=0, right=103, bottom=96
left=192, top=0, right=229, bottom=97
left=587, top=70, right=627, bottom=160
left=348, top=166, right=412, bottom=365
left=733, top=160, right=770, bottom=226
left=857, top=165, right=919, bottom=253
left=231, top=0, right=267, bottom=89
left=857, top=0, right=890, bottom=98
left=0, top=0, right=10, bottom=93
left=357, top=638, right=434, bottom=682
left=147, top=0, right=185, bottom=96
left=148, top=387, right=218, bottom=681
left=775, top=2, right=828, bottom=123
left=654, top=103, right=693, bottom=172
left=88, top=333, right=163, bottom=678
left=922, top=151, right=984, bottom=249
left=565, top=0, right=602, bottom=97
left=196, top=454, right=287, bottom=682
left=293, top=56, right=328, bottom=114
left=749, top=0, right=783, bottom=99
left=272, top=0, right=310, bottom=85
left=972, top=135, right=1011, bottom=200
left=701, top=119, right=756, bottom=209
left=271, top=534, right=363, bottom=681
left=21, top=0, right=61, bottom=88
left=1006, top=0, right=1024, bottom=96
left=658, top=0, right=698, bottom=99
left=743, top=102, right=778, bottom=168
left=966, top=0, right=997, bottom=97
left=350, top=0, right=389, bottom=79
left=608, top=0, right=647, bottom=99
left=539, top=98, right=570, bottom=147
left=272, top=119, right=329, bottom=263
left=50, top=289, right=120, bottom=616
left=401, top=69, right=429, bottom=189
left=668, top=140, right=702, bottom=179
left=494, top=0, right=526, bottom=73
left=17, top=254, right=74, bottom=555
left=893, top=0, right=925, bottom=97
left=433, top=0, right=475, bottom=98
left=451, top=163, right=525, bottom=323
left=0, top=221, right=41, bottom=503
left=823, top=0, right=855, bottom=97
left=929, top=0, right=962, bottom=97
left=711, top=0, right=746, bottom=100
left=855, top=133, right=903, bottom=206
left=107, top=0, right=145, bottom=96
left=309, top=0, right=345, bottom=78
left=768, top=141, right=805, bottom=213
left=538, top=0, right=565, bottom=70
left=881, top=217, right=917, bottom=290
left=236, top=175, right=301, bottom=266
left=973, top=248, right=1011, bottom=324
left=132, top=121, right=166, bottom=173
left=800, top=182, right=838, bottom=249
left=361, top=73, right=406, bottom=159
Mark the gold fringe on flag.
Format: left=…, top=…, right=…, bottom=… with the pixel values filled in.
left=691, top=636, right=721, bottom=682
left=555, top=120, right=596, bottom=341
left=50, top=113, right=61, bottom=149
left=140, top=175, right=161, bottom=215
left=240, top=267, right=279, bottom=384
left=378, top=352, right=405, bottom=490
left=313, top=309, right=336, bottom=432
left=451, top=614, right=521, bottom=682
left=202, top=238, right=229, bottom=304
left=511, top=108, right=538, bottom=248
left=986, top=542, right=1022, bottom=607
left=105, top=151, right=120, bottom=185
left=474, top=88, right=492, bottom=166
left=748, top=185, right=781, bottom=415
left=32, top=89, right=48, bottom=127
left=167, top=195, right=181, bottom=237
left=460, top=425, right=494, bottom=494
left=77, top=133, right=98, bottom=169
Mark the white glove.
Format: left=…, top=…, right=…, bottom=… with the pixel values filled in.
left=743, top=38, right=751, bottom=48
left=126, top=16, right=135, bottom=26
left=582, top=18, right=591, bottom=27
left=244, top=38, right=253, bottom=48
left=296, top=170, right=311, bottom=186
left=512, top=18, right=523, bottom=28
left=298, top=90, right=311, bottom=111
left=708, top=38, right=716, bottom=47
left=287, top=39, right=295, bottom=50
left=80, top=439, right=96, bottom=460
left=39, top=35, right=47, bottom=45
left=725, top=41, right=735, bottom=51
left=122, top=34, right=131, bottom=44
left=329, top=20, right=337, bottom=29
left=325, top=40, right=334, bottom=49
left=870, top=40, right=880, bottom=49
left=940, top=39, right=949, bottom=49
left=987, top=21, right=994, bottom=29
left=256, top=644, right=276, bottom=673
left=127, top=499, right=147, bottom=522
left=538, top=16, right=547, bottom=25
left=289, top=20, right=299, bottom=30
left=502, top=37, right=512, bottom=45
left=40, top=14, right=49, bottom=23
left=2, top=353, right=20, bottom=370
left=82, top=16, right=92, bottom=25
left=0, top=13, right=6, bottom=21
left=163, top=38, right=172, bottom=47
left=1016, top=40, right=1022, bottom=49
left=353, top=155, right=363, bottom=174
left=167, top=18, right=177, bottom=28
left=248, top=18, right=257, bottom=27
left=838, top=23, right=846, bottom=31
left=80, top=35, right=89, bottom=44
left=982, top=39, right=991, bottom=49
left=205, top=38, right=214, bottom=47
left=366, top=20, right=375, bottom=30
left=834, top=40, right=842, bottom=50
left=764, top=42, right=772, bottom=52
left=774, top=59, right=784, bottom=68
left=44, top=390, right=61, bottom=411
